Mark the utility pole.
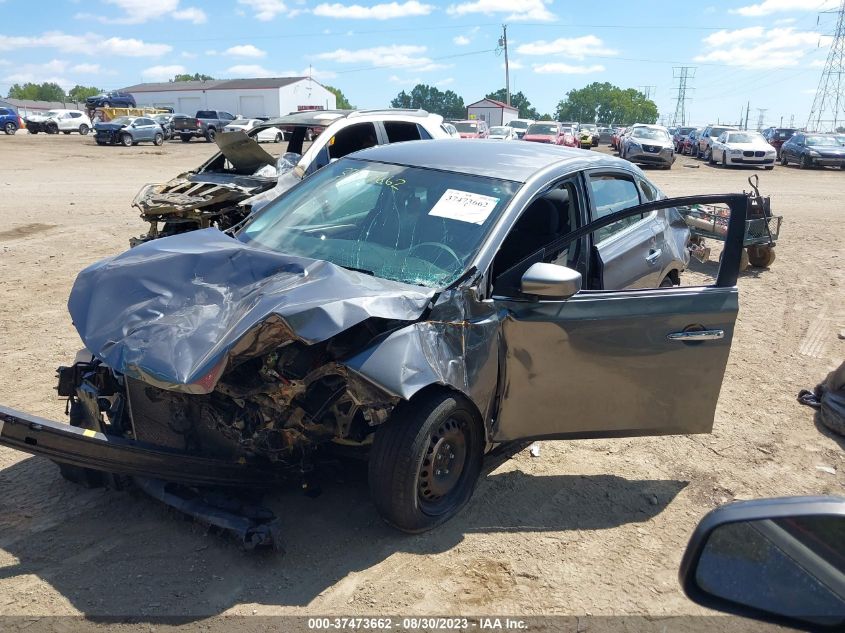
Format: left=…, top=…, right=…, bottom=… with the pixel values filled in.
left=640, top=85, right=655, bottom=100
left=499, top=24, right=510, bottom=107
left=789, top=114, right=795, bottom=127
left=744, top=101, right=750, bottom=130
left=671, top=66, right=695, bottom=127
left=756, top=108, right=768, bottom=131
left=808, top=0, right=845, bottom=131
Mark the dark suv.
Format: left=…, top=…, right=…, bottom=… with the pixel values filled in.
left=0, top=106, right=22, bottom=135
left=86, top=92, right=136, bottom=109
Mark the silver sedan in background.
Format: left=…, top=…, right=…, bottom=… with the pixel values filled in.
left=621, top=125, right=676, bottom=169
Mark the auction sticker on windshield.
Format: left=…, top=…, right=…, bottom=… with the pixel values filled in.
left=428, top=189, right=499, bottom=224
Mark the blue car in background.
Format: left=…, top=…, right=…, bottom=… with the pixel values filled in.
left=0, top=106, right=22, bottom=135
left=94, top=116, right=165, bottom=146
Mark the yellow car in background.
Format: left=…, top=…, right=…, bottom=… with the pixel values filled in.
left=579, top=129, right=593, bottom=149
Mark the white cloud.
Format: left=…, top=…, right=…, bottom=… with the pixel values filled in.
left=516, top=35, right=617, bottom=59
left=533, top=63, right=605, bottom=74
left=695, top=27, right=831, bottom=68
left=731, top=0, right=838, bottom=16
left=316, top=44, right=446, bottom=70
left=142, top=64, right=186, bottom=80
left=313, top=1, right=433, bottom=19
left=173, top=7, right=207, bottom=23
left=238, top=0, right=289, bottom=21
left=447, top=0, right=554, bottom=22
left=3, top=60, right=72, bottom=88
left=453, top=35, right=470, bottom=45
left=225, top=44, right=266, bottom=57
left=71, top=63, right=101, bottom=73
left=101, top=0, right=178, bottom=24
left=226, top=64, right=276, bottom=77
left=0, top=31, right=172, bottom=57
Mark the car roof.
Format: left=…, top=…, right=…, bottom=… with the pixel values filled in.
left=348, top=138, right=624, bottom=181
left=264, top=108, right=438, bottom=128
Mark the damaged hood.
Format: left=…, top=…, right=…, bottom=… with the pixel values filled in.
left=216, top=130, right=276, bottom=174
left=69, top=229, right=435, bottom=393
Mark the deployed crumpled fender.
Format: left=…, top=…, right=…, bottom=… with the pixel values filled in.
left=69, top=229, right=436, bottom=395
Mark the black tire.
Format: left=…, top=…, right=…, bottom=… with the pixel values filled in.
left=368, top=389, right=484, bottom=533
left=3, top=121, right=16, bottom=135
left=96, top=139, right=106, bottom=146
left=659, top=275, right=675, bottom=288
left=205, top=128, right=216, bottom=142
left=63, top=130, right=71, bottom=135
left=800, top=154, right=812, bottom=169
left=747, top=246, right=776, bottom=268
left=764, top=165, right=774, bottom=170
left=121, top=133, right=133, bottom=147
left=153, top=132, right=163, bottom=146
left=780, top=153, right=789, bottom=166
left=180, top=134, right=192, bottom=142
left=57, top=400, right=106, bottom=488
left=274, top=132, right=282, bottom=143
left=722, top=152, right=727, bottom=168
left=79, top=124, right=89, bottom=135
left=707, top=148, right=714, bottom=164
left=46, top=123, right=58, bottom=134
left=29, top=129, right=38, bottom=135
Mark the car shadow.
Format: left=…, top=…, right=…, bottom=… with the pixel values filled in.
left=0, top=454, right=686, bottom=619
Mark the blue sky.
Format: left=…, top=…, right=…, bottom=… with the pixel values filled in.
left=0, top=0, right=838, bottom=127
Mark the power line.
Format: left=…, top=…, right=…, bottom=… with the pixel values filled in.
left=671, top=66, right=695, bottom=126
left=807, top=0, right=845, bottom=130
left=640, top=85, right=656, bottom=99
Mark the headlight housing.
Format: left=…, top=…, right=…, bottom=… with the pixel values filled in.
left=730, top=149, right=742, bottom=155
left=808, top=150, right=820, bottom=156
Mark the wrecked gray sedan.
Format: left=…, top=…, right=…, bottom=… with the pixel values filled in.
left=0, top=140, right=753, bottom=539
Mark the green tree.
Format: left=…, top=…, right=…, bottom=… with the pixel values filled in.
left=67, top=85, right=102, bottom=102
left=554, top=82, right=658, bottom=125
left=171, top=73, right=214, bottom=82
left=324, top=85, right=354, bottom=109
left=484, top=89, right=540, bottom=119
left=7, top=82, right=67, bottom=101
left=390, top=84, right=465, bottom=119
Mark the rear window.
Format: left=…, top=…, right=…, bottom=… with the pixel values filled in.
left=454, top=122, right=478, bottom=132
left=196, top=111, right=217, bottom=118
left=774, top=128, right=797, bottom=139
left=526, top=124, right=559, bottom=135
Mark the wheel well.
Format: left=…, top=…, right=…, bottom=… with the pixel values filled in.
left=667, top=269, right=680, bottom=286
left=399, top=384, right=485, bottom=439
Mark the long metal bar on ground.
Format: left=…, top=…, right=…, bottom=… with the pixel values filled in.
left=0, top=405, right=289, bottom=488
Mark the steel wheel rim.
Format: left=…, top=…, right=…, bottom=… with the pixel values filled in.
left=417, top=414, right=470, bottom=516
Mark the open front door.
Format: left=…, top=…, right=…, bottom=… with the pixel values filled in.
left=492, top=194, right=748, bottom=442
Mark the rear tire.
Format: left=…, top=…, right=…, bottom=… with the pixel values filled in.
left=153, top=132, right=163, bottom=146
left=205, top=128, right=216, bottom=142
left=274, top=132, right=282, bottom=143
left=4, top=122, right=17, bottom=135
left=659, top=275, right=675, bottom=288
left=79, top=124, right=90, bottom=135
left=747, top=246, right=776, bottom=268
left=368, top=389, right=483, bottom=533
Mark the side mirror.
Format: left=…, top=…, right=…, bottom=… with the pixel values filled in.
left=680, top=496, right=845, bottom=631
left=520, top=262, right=581, bottom=299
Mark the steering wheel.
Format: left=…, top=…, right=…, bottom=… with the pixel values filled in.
left=408, top=242, right=462, bottom=270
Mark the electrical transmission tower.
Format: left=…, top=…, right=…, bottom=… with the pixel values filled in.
left=640, top=85, right=656, bottom=100
left=671, top=67, right=695, bottom=127
left=807, top=0, right=845, bottom=131
left=756, top=108, right=768, bottom=131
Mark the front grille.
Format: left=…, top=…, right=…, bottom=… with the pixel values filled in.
left=643, top=144, right=659, bottom=153
left=743, top=150, right=754, bottom=157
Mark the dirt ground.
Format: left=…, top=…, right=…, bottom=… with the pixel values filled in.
left=0, top=133, right=842, bottom=621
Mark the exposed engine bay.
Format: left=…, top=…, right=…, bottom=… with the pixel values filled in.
left=130, top=129, right=306, bottom=247
left=63, top=318, right=401, bottom=469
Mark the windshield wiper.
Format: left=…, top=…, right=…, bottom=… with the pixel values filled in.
left=340, top=265, right=376, bottom=276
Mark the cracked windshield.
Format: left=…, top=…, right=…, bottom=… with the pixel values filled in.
left=240, top=158, right=519, bottom=287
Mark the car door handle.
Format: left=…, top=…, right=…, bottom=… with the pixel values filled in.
left=645, top=249, right=662, bottom=264
left=667, top=329, right=724, bottom=342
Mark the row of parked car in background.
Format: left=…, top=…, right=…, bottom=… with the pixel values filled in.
left=446, top=118, right=601, bottom=149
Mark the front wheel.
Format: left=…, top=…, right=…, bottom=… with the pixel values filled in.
left=3, top=122, right=16, bottom=135
left=153, top=132, right=163, bottom=146
left=707, top=148, right=714, bottom=164
left=274, top=132, right=282, bottom=143
left=780, top=154, right=789, bottom=166
left=800, top=154, right=812, bottom=169
left=121, top=133, right=133, bottom=147
left=368, top=390, right=483, bottom=533
left=79, top=124, right=89, bottom=135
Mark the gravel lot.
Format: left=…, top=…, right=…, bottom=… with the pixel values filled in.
left=0, top=133, right=842, bottom=620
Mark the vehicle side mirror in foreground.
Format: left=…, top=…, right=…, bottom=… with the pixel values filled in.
left=520, top=263, right=581, bottom=299
left=680, top=496, right=845, bottom=631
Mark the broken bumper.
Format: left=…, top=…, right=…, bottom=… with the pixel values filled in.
left=0, top=404, right=289, bottom=489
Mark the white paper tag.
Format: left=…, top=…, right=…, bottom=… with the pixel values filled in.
left=428, top=189, right=499, bottom=225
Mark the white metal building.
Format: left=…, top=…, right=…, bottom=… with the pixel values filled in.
left=119, top=77, right=337, bottom=118
left=466, top=98, right=518, bottom=127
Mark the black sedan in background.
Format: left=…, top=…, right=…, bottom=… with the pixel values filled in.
left=779, top=132, right=845, bottom=169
